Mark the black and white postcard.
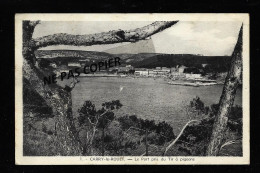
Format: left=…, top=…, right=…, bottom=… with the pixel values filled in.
left=15, top=13, right=250, bottom=165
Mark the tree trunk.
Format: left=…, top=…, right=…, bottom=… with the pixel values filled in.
left=207, top=25, right=243, bottom=156
left=102, top=127, right=105, bottom=156
left=145, top=129, right=148, bottom=156
left=23, top=21, right=82, bottom=155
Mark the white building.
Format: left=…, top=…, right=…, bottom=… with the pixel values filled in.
left=135, top=68, right=149, bottom=76
left=178, top=65, right=187, bottom=73
left=171, top=72, right=185, bottom=78
left=153, top=68, right=170, bottom=75
left=185, top=73, right=203, bottom=79
left=68, top=62, right=81, bottom=67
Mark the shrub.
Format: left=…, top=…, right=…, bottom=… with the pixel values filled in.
left=118, top=115, right=175, bottom=146
left=177, top=98, right=242, bottom=156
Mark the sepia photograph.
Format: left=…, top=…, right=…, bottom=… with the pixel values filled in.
left=15, top=14, right=249, bottom=165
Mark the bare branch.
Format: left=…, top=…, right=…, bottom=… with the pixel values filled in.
left=99, top=110, right=108, bottom=118
left=87, top=117, right=95, bottom=126
left=163, top=120, right=199, bottom=156
left=220, top=140, right=241, bottom=150
left=32, top=21, right=178, bottom=49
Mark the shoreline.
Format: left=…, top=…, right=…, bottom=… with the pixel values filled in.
left=75, top=75, right=225, bottom=85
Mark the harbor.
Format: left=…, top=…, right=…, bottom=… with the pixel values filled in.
left=167, top=81, right=218, bottom=87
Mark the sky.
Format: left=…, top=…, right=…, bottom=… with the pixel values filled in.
left=33, top=21, right=242, bottom=56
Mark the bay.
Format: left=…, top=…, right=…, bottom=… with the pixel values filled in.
left=58, top=77, right=242, bottom=133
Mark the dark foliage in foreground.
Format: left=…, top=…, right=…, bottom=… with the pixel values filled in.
left=92, top=115, right=176, bottom=155
left=23, top=78, right=53, bottom=118
left=178, top=98, right=242, bottom=156
left=118, top=115, right=175, bottom=145
left=23, top=96, right=242, bottom=156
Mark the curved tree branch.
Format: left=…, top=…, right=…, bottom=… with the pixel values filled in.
left=32, top=21, right=178, bottom=49
left=163, top=120, right=199, bottom=156
left=220, top=140, right=241, bottom=151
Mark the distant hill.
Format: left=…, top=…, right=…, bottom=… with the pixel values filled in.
left=129, top=54, right=231, bottom=68
left=35, top=50, right=114, bottom=61
left=122, top=53, right=162, bottom=62
left=35, top=50, right=231, bottom=72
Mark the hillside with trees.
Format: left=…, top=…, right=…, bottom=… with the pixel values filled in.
left=35, top=49, right=231, bottom=73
